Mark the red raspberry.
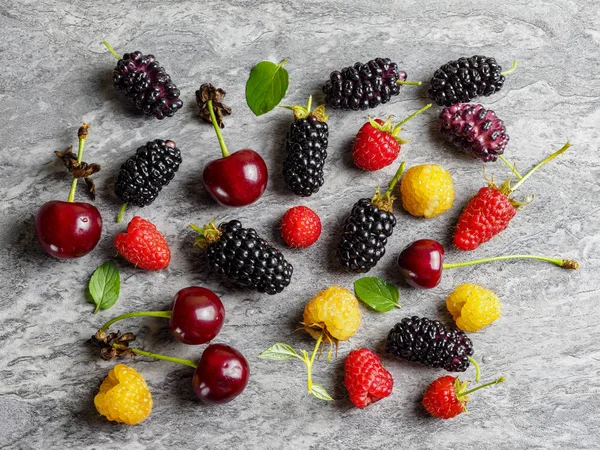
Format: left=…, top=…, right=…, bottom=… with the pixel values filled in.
left=344, top=348, right=393, bottom=408
left=115, top=216, right=170, bottom=270
left=280, top=206, right=321, bottom=248
left=453, top=186, right=517, bottom=251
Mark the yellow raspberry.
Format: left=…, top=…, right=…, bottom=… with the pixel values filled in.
left=303, top=286, right=361, bottom=342
left=94, top=364, right=153, bottom=425
left=446, top=284, right=501, bottom=332
left=400, top=164, right=454, bottom=218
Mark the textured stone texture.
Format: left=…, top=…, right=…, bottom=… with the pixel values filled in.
left=1, top=0, right=599, bottom=449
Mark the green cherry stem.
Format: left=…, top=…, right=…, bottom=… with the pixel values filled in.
left=67, top=124, right=89, bottom=203
left=116, top=203, right=127, bottom=223
left=103, top=40, right=120, bottom=60
left=468, top=357, right=480, bottom=382
left=443, top=254, right=579, bottom=270
left=511, top=142, right=570, bottom=192
left=498, top=155, right=523, bottom=180
left=500, top=60, right=517, bottom=76
left=99, top=311, right=172, bottom=332
left=113, top=343, right=197, bottom=369
left=207, top=99, right=230, bottom=158
left=306, top=332, right=324, bottom=393
left=458, top=376, right=506, bottom=398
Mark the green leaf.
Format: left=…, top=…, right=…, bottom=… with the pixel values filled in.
left=353, top=277, right=401, bottom=312
left=310, top=383, right=333, bottom=401
left=88, top=261, right=121, bottom=314
left=245, top=60, right=289, bottom=116
left=258, top=343, right=300, bottom=361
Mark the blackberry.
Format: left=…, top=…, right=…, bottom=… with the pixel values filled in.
left=114, top=140, right=182, bottom=220
left=283, top=98, right=329, bottom=196
left=439, top=103, right=509, bottom=162
left=104, top=41, right=183, bottom=120
left=323, top=58, right=417, bottom=111
left=338, top=163, right=405, bottom=272
left=192, top=220, right=293, bottom=295
left=429, top=56, right=516, bottom=107
left=386, top=316, right=474, bottom=372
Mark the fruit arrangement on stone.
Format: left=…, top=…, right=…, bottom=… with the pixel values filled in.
left=33, top=46, right=582, bottom=424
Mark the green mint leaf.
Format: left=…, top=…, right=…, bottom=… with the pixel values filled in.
left=353, top=277, right=400, bottom=312
left=245, top=60, right=289, bottom=116
left=88, top=261, right=121, bottom=314
left=310, top=383, right=333, bottom=401
left=258, top=343, right=300, bottom=361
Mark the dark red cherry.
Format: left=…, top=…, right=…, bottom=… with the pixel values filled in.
left=202, top=149, right=268, bottom=207
left=169, top=287, right=225, bottom=345
left=192, top=343, right=250, bottom=404
left=397, top=239, right=445, bottom=288
left=35, top=200, right=102, bottom=258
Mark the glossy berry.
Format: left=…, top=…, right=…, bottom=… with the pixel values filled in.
left=280, top=206, right=322, bottom=248
left=454, top=186, right=517, bottom=251
left=439, top=103, right=509, bottom=162
left=323, top=58, right=407, bottom=110
left=303, top=286, right=361, bottom=342
left=422, top=376, right=466, bottom=419
left=111, top=49, right=183, bottom=119
left=400, top=164, right=455, bottom=218
left=397, top=239, right=445, bottom=288
left=94, top=364, right=152, bottom=425
left=115, top=216, right=170, bottom=270
left=192, top=343, right=250, bottom=404
left=387, top=316, right=474, bottom=372
left=203, top=149, right=268, bottom=207
left=344, top=348, right=393, bottom=409
left=352, top=119, right=400, bottom=171
left=428, top=56, right=505, bottom=107
left=114, top=139, right=182, bottom=207
left=35, top=200, right=102, bottom=259
left=193, top=220, right=293, bottom=295
left=170, top=287, right=225, bottom=345
left=446, top=283, right=502, bottom=332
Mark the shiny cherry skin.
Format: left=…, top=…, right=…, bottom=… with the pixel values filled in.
left=202, top=149, right=268, bottom=207
left=397, top=239, right=445, bottom=289
left=192, top=343, right=250, bottom=404
left=35, top=200, right=102, bottom=259
left=169, top=287, right=225, bottom=345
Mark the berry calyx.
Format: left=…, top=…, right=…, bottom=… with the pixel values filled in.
left=280, top=206, right=322, bottom=248
left=352, top=104, right=432, bottom=171
left=397, top=239, right=579, bottom=289
left=423, top=375, right=505, bottom=419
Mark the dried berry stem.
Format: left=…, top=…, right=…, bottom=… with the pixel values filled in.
left=116, top=203, right=127, bottom=223
left=511, top=142, right=570, bottom=192
left=498, top=155, right=523, bottom=180
left=458, top=376, right=505, bottom=398
left=99, top=310, right=172, bottom=332
left=208, top=99, right=230, bottom=157
left=113, top=343, right=197, bottom=368
left=500, top=60, right=518, bottom=76
left=468, top=357, right=480, bottom=382
left=67, top=124, right=89, bottom=202
left=443, top=255, right=579, bottom=270
left=103, top=40, right=120, bottom=60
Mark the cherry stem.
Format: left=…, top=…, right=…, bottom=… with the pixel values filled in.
left=397, top=80, right=423, bottom=86
left=468, top=357, right=480, bottom=382
left=306, top=332, right=324, bottom=393
left=500, top=60, right=517, bottom=76
left=67, top=130, right=87, bottom=203
left=207, top=99, right=230, bottom=158
left=113, top=343, right=197, bottom=369
left=443, top=254, right=579, bottom=270
left=115, top=203, right=127, bottom=223
left=498, top=155, right=523, bottom=180
left=458, top=377, right=505, bottom=398
left=99, top=310, right=172, bottom=332
left=395, top=103, right=432, bottom=130
left=385, top=161, right=407, bottom=196
left=511, top=142, right=570, bottom=192
left=103, top=40, right=120, bottom=60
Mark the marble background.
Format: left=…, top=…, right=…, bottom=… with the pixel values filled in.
left=1, top=0, right=599, bottom=448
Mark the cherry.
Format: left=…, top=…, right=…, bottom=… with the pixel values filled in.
left=35, top=200, right=102, bottom=258
left=397, top=239, right=579, bottom=289
left=35, top=124, right=102, bottom=259
left=198, top=83, right=268, bottom=207
left=170, top=286, right=225, bottom=345
left=192, top=343, right=250, bottom=404
left=98, top=286, right=225, bottom=346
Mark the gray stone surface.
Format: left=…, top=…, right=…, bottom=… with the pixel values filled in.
left=1, top=0, right=599, bottom=449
